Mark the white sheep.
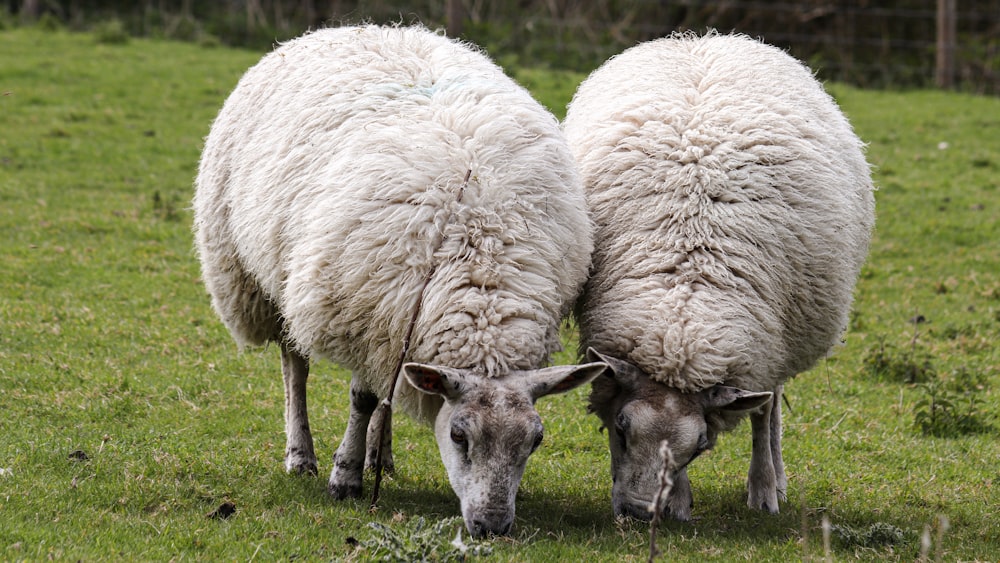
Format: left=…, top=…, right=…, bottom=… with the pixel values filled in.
left=193, top=24, right=606, bottom=537
left=564, top=32, right=876, bottom=521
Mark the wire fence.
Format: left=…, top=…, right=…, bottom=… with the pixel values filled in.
left=445, top=0, right=1000, bottom=94
left=11, top=0, right=1000, bottom=94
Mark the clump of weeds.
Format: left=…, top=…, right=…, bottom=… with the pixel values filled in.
left=862, top=334, right=934, bottom=384
left=864, top=314, right=994, bottom=437
left=357, top=516, right=493, bottom=562
left=913, top=367, right=993, bottom=437
left=831, top=521, right=905, bottom=550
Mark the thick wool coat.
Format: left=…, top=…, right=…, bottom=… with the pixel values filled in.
left=565, top=32, right=876, bottom=393
left=194, top=25, right=592, bottom=422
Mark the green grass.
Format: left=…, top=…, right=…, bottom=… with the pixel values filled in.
left=1, top=26, right=999, bottom=561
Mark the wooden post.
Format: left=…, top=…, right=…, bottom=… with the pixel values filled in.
left=446, top=0, right=465, bottom=37
left=936, top=0, right=956, bottom=89
left=20, top=0, right=41, bottom=21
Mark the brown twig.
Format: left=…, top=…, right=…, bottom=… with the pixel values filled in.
left=822, top=515, right=832, bottom=563
left=368, top=169, right=472, bottom=510
left=647, top=440, right=676, bottom=563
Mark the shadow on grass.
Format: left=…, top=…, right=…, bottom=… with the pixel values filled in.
left=260, top=469, right=920, bottom=559
left=516, top=482, right=920, bottom=558
left=261, top=465, right=459, bottom=514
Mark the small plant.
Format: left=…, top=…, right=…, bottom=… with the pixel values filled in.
left=152, top=190, right=181, bottom=222
left=360, top=516, right=493, bottom=562
left=913, top=372, right=993, bottom=437
left=862, top=335, right=934, bottom=383
left=34, top=12, right=63, bottom=31
left=94, top=19, right=130, bottom=45
left=944, top=365, right=990, bottom=393
left=830, top=521, right=905, bottom=549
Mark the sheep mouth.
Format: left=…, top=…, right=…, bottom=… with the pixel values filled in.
left=614, top=499, right=655, bottom=522
left=466, top=512, right=514, bottom=538
left=612, top=493, right=657, bottom=522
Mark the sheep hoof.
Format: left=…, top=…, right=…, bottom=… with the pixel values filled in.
left=284, top=454, right=318, bottom=476
left=747, top=487, right=780, bottom=514
left=289, top=462, right=318, bottom=476
left=328, top=459, right=363, bottom=499
left=328, top=481, right=362, bottom=500
left=752, top=499, right=779, bottom=514
left=364, top=446, right=394, bottom=474
left=285, top=460, right=319, bottom=477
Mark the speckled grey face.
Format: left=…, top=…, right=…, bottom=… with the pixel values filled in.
left=585, top=349, right=772, bottom=521
left=403, top=362, right=607, bottom=537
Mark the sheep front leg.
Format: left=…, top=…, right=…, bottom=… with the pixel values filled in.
left=282, top=342, right=317, bottom=475
left=747, top=396, right=779, bottom=513
left=365, top=404, right=394, bottom=473
left=771, top=385, right=787, bottom=502
left=328, top=372, right=378, bottom=499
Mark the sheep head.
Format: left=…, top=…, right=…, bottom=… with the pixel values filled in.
left=584, top=348, right=771, bottom=521
left=403, top=361, right=607, bottom=537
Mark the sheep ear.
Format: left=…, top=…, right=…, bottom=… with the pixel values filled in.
left=527, top=362, right=608, bottom=401
left=402, top=363, right=470, bottom=401
left=699, top=385, right=772, bottom=414
left=585, top=348, right=641, bottom=390
left=585, top=347, right=609, bottom=365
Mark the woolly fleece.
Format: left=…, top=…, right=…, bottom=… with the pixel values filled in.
left=194, top=25, right=592, bottom=421
left=565, top=32, right=875, bottom=393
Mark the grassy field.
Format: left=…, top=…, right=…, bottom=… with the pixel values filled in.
left=1, top=27, right=998, bottom=561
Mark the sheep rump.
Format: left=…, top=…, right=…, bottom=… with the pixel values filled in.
left=194, top=24, right=593, bottom=423
left=566, top=31, right=876, bottom=394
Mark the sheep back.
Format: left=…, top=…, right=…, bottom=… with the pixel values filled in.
left=194, top=25, right=592, bottom=421
left=565, top=32, right=875, bottom=393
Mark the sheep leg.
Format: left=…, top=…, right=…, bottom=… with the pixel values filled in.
left=665, top=467, right=693, bottom=521
left=771, top=385, right=787, bottom=502
left=281, top=341, right=317, bottom=475
left=365, top=404, right=394, bottom=473
left=328, top=372, right=378, bottom=499
left=747, top=397, right=779, bottom=513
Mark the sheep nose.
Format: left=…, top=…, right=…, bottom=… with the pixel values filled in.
left=468, top=515, right=513, bottom=538
left=614, top=500, right=654, bottom=522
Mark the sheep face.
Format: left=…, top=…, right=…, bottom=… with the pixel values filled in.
left=585, top=349, right=771, bottom=521
left=403, top=362, right=606, bottom=537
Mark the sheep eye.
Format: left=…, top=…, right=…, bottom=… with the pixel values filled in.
left=687, top=433, right=711, bottom=465
left=530, top=432, right=543, bottom=453
left=614, top=413, right=628, bottom=450
left=696, top=433, right=710, bottom=452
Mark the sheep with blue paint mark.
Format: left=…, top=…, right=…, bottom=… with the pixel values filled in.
left=194, top=24, right=605, bottom=537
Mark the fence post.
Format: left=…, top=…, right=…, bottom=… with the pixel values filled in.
left=446, top=0, right=465, bottom=37
left=936, top=0, right=956, bottom=89
left=19, top=0, right=41, bottom=20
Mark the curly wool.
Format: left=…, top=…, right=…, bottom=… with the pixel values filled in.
left=194, top=25, right=592, bottom=421
left=565, top=32, right=875, bottom=392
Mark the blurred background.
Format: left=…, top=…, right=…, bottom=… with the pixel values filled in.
left=5, top=1, right=999, bottom=94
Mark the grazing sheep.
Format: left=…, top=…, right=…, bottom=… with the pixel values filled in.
left=193, top=24, right=606, bottom=537
left=564, top=32, right=876, bottom=521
